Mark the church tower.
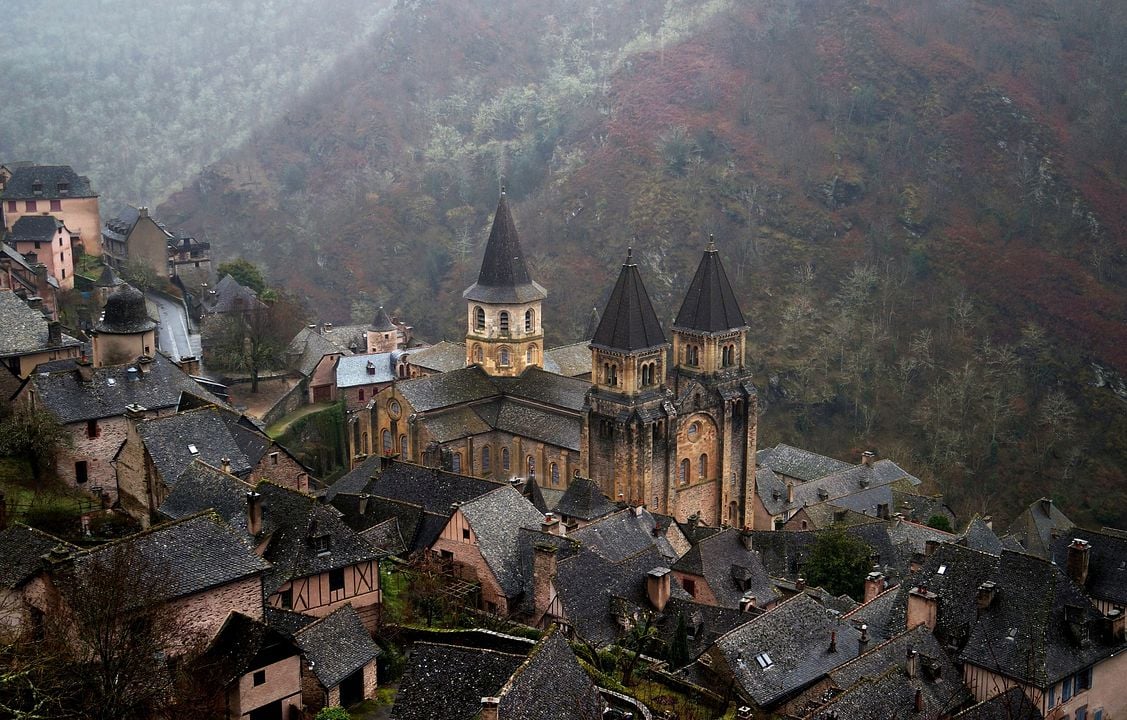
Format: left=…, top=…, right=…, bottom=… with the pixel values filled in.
left=463, top=192, right=546, bottom=376
left=583, top=249, right=673, bottom=510
left=668, top=237, right=757, bottom=528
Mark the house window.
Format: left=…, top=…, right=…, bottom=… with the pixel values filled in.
left=86, top=419, right=99, bottom=438
left=270, top=451, right=279, bottom=465
left=474, top=306, right=485, bottom=331
left=253, top=670, right=266, bottom=686
left=358, top=389, right=365, bottom=401
left=329, top=568, right=345, bottom=592
left=551, top=462, right=560, bottom=486
left=682, top=578, right=696, bottom=596
left=754, top=652, right=774, bottom=669
left=313, top=535, right=332, bottom=555
left=382, top=430, right=392, bottom=454
left=501, top=447, right=510, bottom=472
left=400, top=434, right=408, bottom=454
left=74, top=461, right=88, bottom=484
left=1063, top=676, right=1073, bottom=703
left=499, top=348, right=510, bottom=366
left=526, top=345, right=537, bottom=365
left=462, top=527, right=471, bottom=542
left=279, top=589, right=293, bottom=609
left=5, top=201, right=14, bottom=213
left=525, top=309, right=534, bottom=332
left=473, top=345, right=483, bottom=363
left=452, top=453, right=462, bottom=473
left=25, top=200, right=37, bottom=212
left=698, top=453, right=708, bottom=480
left=50, top=199, right=62, bottom=212
left=527, top=456, right=535, bottom=476
left=34, top=241, right=41, bottom=250
left=1076, top=707, right=1088, bottom=720
left=499, top=312, right=510, bottom=333
left=482, top=446, right=491, bottom=473
left=679, top=459, right=690, bottom=485
left=687, top=421, right=700, bottom=440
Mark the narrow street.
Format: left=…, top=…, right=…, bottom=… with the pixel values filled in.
left=147, top=291, right=201, bottom=363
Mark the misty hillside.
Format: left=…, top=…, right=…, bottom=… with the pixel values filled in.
left=0, top=0, right=393, bottom=213
left=157, top=0, right=1125, bottom=526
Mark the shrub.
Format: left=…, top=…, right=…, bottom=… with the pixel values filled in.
left=315, top=707, right=350, bottom=720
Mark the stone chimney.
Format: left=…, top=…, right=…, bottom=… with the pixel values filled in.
left=646, top=567, right=671, bottom=612
left=532, top=543, right=558, bottom=619
left=246, top=492, right=263, bottom=535
left=828, top=630, right=837, bottom=653
left=1105, top=607, right=1125, bottom=643
left=176, top=355, right=201, bottom=376
left=859, top=623, right=869, bottom=648
left=541, top=514, right=561, bottom=536
left=906, top=648, right=919, bottom=678
left=221, top=457, right=231, bottom=474
left=1067, top=538, right=1091, bottom=587
left=924, top=539, right=939, bottom=557
left=1039, top=497, right=1054, bottom=516
left=47, top=320, right=61, bottom=346
left=861, top=450, right=875, bottom=467
left=137, top=355, right=153, bottom=375
left=26, top=296, right=43, bottom=312
left=914, top=688, right=923, bottom=713
left=358, top=493, right=370, bottom=515
left=786, top=482, right=795, bottom=504
left=795, top=577, right=806, bottom=592
left=139, top=206, right=149, bottom=218
left=736, top=708, right=753, bottom=720
left=864, top=571, right=885, bottom=603
left=907, top=587, right=938, bottom=631
left=75, top=355, right=94, bottom=383
left=976, top=581, right=997, bottom=612
left=366, top=360, right=376, bottom=375
left=739, top=593, right=756, bottom=613
left=983, top=515, right=993, bottom=530
left=480, top=697, right=500, bottom=720
left=739, top=527, right=754, bottom=551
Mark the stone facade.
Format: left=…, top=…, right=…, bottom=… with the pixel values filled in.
left=229, top=655, right=302, bottom=720
left=169, top=575, right=264, bottom=648
left=465, top=299, right=544, bottom=377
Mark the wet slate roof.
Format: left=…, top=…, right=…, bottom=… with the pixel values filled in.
left=372, top=306, right=396, bottom=332
left=960, top=549, right=1126, bottom=687
left=543, top=342, right=591, bottom=378
left=590, top=251, right=667, bottom=352
left=397, top=365, right=498, bottom=412
left=402, top=341, right=466, bottom=373
left=952, top=687, right=1044, bottom=720
left=492, top=400, right=581, bottom=451
left=552, top=477, right=617, bottom=522
left=0, top=289, right=80, bottom=358
left=0, top=524, right=73, bottom=588
left=757, top=459, right=919, bottom=518
left=287, top=327, right=349, bottom=377
left=31, top=352, right=225, bottom=423
left=138, top=407, right=255, bottom=485
left=360, top=517, right=407, bottom=556
left=391, top=642, right=527, bottom=720
left=1050, top=527, right=1127, bottom=607
left=10, top=214, right=64, bottom=241
left=495, top=367, right=590, bottom=410
left=201, top=274, right=266, bottom=314
left=336, top=352, right=396, bottom=387
left=757, top=444, right=853, bottom=482
left=671, top=528, right=777, bottom=609
left=673, top=242, right=747, bottom=334
left=715, top=593, right=863, bottom=707
left=657, top=596, right=756, bottom=667
left=1, top=165, right=95, bottom=199
left=458, top=486, right=546, bottom=597
left=95, top=283, right=156, bottom=333
left=199, top=612, right=298, bottom=685
left=293, top=603, right=381, bottom=689
left=462, top=193, right=547, bottom=305
left=958, top=516, right=1004, bottom=556
left=842, top=587, right=899, bottom=644
left=419, top=405, right=493, bottom=443
left=497, top=627, right=604, bottom=720
left=570, top=507, right=680, bottom=564
left=1007, top=498, right=1075, bottom=559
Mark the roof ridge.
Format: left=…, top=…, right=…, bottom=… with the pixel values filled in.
left=495, top=624, right=562, bottom=700
left=293, top=601, right=356, bottom=636
left=71, top=508, right=225, bottom=556
left=842, top=585, right=898, bottom=618
left=827, top=624, right=928, bottom=677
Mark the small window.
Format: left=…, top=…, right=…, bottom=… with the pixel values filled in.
left=87, top=419, right=99, bottom=438
left=474, top=306, right=485, bottom=331
left=50, top=199, right=62, bottom=212
left=527, top=456, right=535, bottom=475
left=25, top=200, right=37, bottom=212
left=698, top=453, right=708, bottom=479
left=270, top=451, right=279, bottom=465
left=279, top=589, right=293, bottom=609
left=754, top=652, right=774, bottom=669
left=5, top=201, right=14, bottom=213
left=687, top=421, right=700, bottom=440
left=382, top=430, right=392, bottom=454
left=682, top=578, right=696, bottom=596
left=482, top=446, right=491, bottom=473
left=452, top=453, right=462, bottom=473
left=499, top=312, right=510, bottom=333
left=937, top=565, right=947, bottom=575
left=400, top=434, right=408, bottom=454
left=501, top=447, right=510, bottom=472
left=253, top=670, right=266, bottom=686
left=473, top=345, right=483, bottom=363
left=358, top=389, right=365, bottom=401
left=679, top=459, right=690, bottom=485
left=1076, top=707, right=1087, bottom=720
left=551, top=462, right=560, bottom=486
left=313, top=535, right=332, bottom=555
left=74, top=461, right=88, bottom=484
left=462, top=527, right=471, bottom=542
left=499, top=347, right=510, bottom=366
left=1063, top=676, right=1073, bottom=703
left=329, top=568, right=345, bottom=592
left=525, top=309, right=533, bottom=332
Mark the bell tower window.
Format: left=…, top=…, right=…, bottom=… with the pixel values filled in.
left=525, top=309, right=534, bottom=332
left=474, top=306, right=485, bottom=331
left=499, top=312, right=510, bottom=333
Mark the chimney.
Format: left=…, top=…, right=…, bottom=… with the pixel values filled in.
left=75, top=354, right=93, bottom=383
left=828, top=630, right=837, bottom=653
left=480, top=697, right=500, bottom=720
left=795, top=577, right=806, bottom=592
left=175, top=355, right=200, bottom=376
left=859, top=623, right=869, bottom=646
left=983, top=515, right=993, bottom=530
left=786, top=482, right=795, bottom=504
left=861, top=450, right=875, bottom=467
left=1105, top=607, right=1125, bottom=643
left=646, top=567, right=671, bottom=612
left=246, top=492, right=263, bottom=535
left=633, top=503, right=643, bottom=517
left=541, top=514, right=561, bottom=536
left=366, top=360, right=376, bottom=375
left=138, top=206, right=149, bottom=218
left=906, top=648, right=919, bottom=678
left=126, top=367, right=140, bottom=382
left=739, top=593, right=756, bottom=613
left=924, top=540, right=939, bottom=557
left=358, top=493, right=370, bottom=515
left=864, top=571, right=885, bottom=603
left=26, top=251, right=38, bottom=265
left=137, top=355, right=153, bottom=374
left=532, top=543, right=558, bottom=619
left=323, top=322, right=333, bottom=333
left=736, top=708, right=753, bottom=720
left=1067, top=538, right=1091, bottom=587
left=914, top=688, right=924, bottom=713
left=739, top=527, right=754, bottom=551
left=124, top=403, right=147, bottom=420
left=976, top=581, right=997, bottom=611
left=1039, top=497, right=1053, bottom=516
left=221, top=457, right=231, bottom=474
left=907, top=587, right=938, bottom=631
left=27, top=296, right=43, bottom=312
left=380, top=454, right=395, bottom=470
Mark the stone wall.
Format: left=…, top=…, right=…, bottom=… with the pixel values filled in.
left=261, top=377, right=309, bottom=429
left=170, top=575, right=264, bottom=649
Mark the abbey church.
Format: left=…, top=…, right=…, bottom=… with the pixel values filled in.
left=359, top=193, right=758, bottom=529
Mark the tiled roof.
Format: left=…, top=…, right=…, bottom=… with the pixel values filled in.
left=1, top=165, right=95, bottom=199
left=715, top=593, right=863, bottom=707
left=757, top=458, right=919, bottom=518
left=543, top=342, right=591, bottom=378
left=419, top=405, right=494, bottom=443
left=672, top=241, right=746, bottom=334
left=842, top=587, right=899, bottom=644
left=1050, top=527, right=1127, bottom=606
left=79, top=512, right=269, bottom=599
left=570, top=507, right=680, bottom=564
left=10, top=215, right=63, bottom=241
left=200, top=612, right=298, bottom=685
left=590, top=250, right=667, bottom=352
left=757, top=444, right=852, bottom=482
left=497, top=627, right=604, bottom=720
left=495, top=367, right=590, bottom=411
left=138, top=407, right=255, bottom=486
left=458, top=486, right=546, bottom=597
left=1007, top=497, right=1075, bottom=559
left=30, top=352, right=225, bottom=423
left=402, top=341, right=465, bottom=373
left=372, top=306, right=396, bottom=332
left=391, top=642, right=526, bottom=720
left=0, top=290, right=80, bottom=358
left=397, top=365, right=497, bottom=412
left=952, top=687, right=1044, bottom=720
left=552, top=478, right=617, bottom=522
left=958, top=516, right=1004, bottom=556
left=960, top=550, right=1125, bottom=686
left=95, top=284, right=156, bottom=334
left=671, top=528, right=777, bottom=609
left=462, top=193, right=547, bottom=305
left=157, top=460, right=253, bottom=533
left=0, top=523, right=73, bottom=588
left=335, top=352, right=396, bottom=388
left=293, top=603, right=380, bottom=689
left=656, top=597, right=756, bottom=667
left=286, top=326, right=348, bottom=377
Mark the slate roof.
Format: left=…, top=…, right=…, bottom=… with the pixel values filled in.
left=657, top=597, right=756, bottom=667
left=0, top=290, right=80, bottom=358
left=402, top=341, right=465, bottom=373
left=78, top=512, right=269, bottom=599
left=372, top=306, right=396, bottom=332
left=584, top=307, right=601, bottom=339
left=492, top=400, right=581, bottom=451
left=673, top=240, right=747, bottom=333
left=885, top=518, right=956, bottom=558
left=952, top=687, right=1044, bottom=720
left=419, top=405, right=493, bottom=444
left=199, top=612, right=298, bottom=685
left=570, top=507, right=681, bottom=564
left=1007, top=497, right=1075, bottom=559
left=360, top=517, right=407, bottom=556
left=336, top=352, right=396, bottom=387
left=95, top=283, right=156, bottom=334
left=757, top=444, right=853, bottom=482
left=1, top=165, right=95, bottom=199
left=396, top=365, right=498, bottom=412
left=287, top=326, right=349, bottom=377
left=458, top=486, right=546, bottom=597
left=391, top=642, right=527, bottom=720
left=671, top=528, right=777, bottom=609
left=0, top=524, right=74, bottom=588
left=30, top=352, right=225, bottom=423
left=958, top=516, right=1004, bottom=556
left=1050, top=527, right=1127, bottom=606
left=496, top=627, right=604, bottom=720
left=842, top=587, right=899, bottom=644
left=463, top=193, right=547, bottom=304
left=157, top=460, right=253, bottom=532
left=202, top=274, right=266, bottom=315
left=495, top=367, right=590, bottom=411
left=543, top=342, right=592, bottom=378
left=10, top=215, right=64, bottom=241
left=138, top=407, right=256, bottom=486
left=757, top=458, right=919, bottom=518
left=293, top=603, right=380, bottom=689
left=714, top=593, right=863, bottom=707
left=960, top=550, right=1125, bottom=687
left=95, top=264, right=123, bottom=288
left=552, top=477, right=617, bottom=522
left=590, top=250, right=667, bottom=352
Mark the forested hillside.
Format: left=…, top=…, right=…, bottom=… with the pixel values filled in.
left=159, top=0, right=1127, bottom=527
left=0, top=0, right=393, bottom=213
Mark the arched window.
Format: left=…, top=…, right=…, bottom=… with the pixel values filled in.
left=452, top=452, right=462, bottom=473
left=382, top=430, right=392, bottom=454
left=679, top=459, right=690, bottom=485
left=474, top=306, right=485, bottom=331
left=499, top=347, right=511, bottom=366
left=499, top=311, right=510, bottom=333
left=729, top=502, right=739, bottom=523
left=551, top=462, right=560, bottom=486
left=472, top=345, right=483, bottom=363
left=699, top=453, right=708, bottom=480
left=361, top=432, right=368, bottom=453
left=526, top=345, right=538, bottom=365
left=400, top=434, right=408, bottom=455
left=502, top=447, right=511, bottom=472
left=482, top=446, right=492, bottom=474
left=525, top=309, right=534, bottom=332
left=527, top=456, right=535, bottom=476
left=606, top=363, right=617, bottom=386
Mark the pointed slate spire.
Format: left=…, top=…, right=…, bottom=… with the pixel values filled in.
left=591, top=248, right=667, bottom=352
left=372, top=305, right=396, bottom=332
left=673, top=236, right=747, bottom=333
left=584, top=307, right=601, bottom=340
left=463, top=191, right=547, bottom=304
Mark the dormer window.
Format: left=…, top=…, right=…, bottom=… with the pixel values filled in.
left=754, top=652, right=774, bottom=669
left=311, top=534, right=332, bottom=555
left=57, top=181, right=69, bottom=195
left=31, top=180, right=43, bottom=195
